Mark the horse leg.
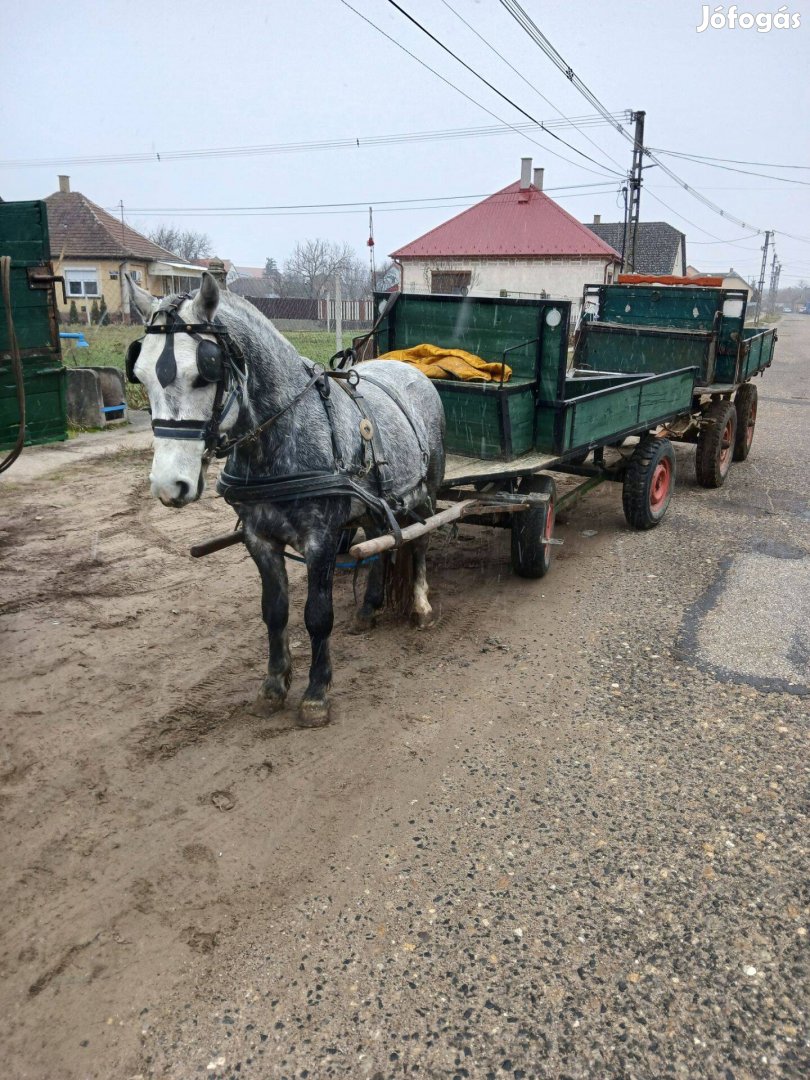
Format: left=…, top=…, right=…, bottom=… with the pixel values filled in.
left=299, top=541, right=338, bottom=727
left=412, top=534, right=434, bottom=629
left=245, top=533, right=291, bottom=711
left=351, top=528, right=389, bottom=633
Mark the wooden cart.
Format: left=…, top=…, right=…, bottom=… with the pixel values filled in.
left=348, top=292, right=697, bottom=578
left=575, top=281, right=777, bottom=488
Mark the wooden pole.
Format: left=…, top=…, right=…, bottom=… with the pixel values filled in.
left=348, top=500, right=524, bottom=560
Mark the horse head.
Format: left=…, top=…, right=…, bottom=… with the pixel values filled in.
left=126, top=272, right=241, bottom=507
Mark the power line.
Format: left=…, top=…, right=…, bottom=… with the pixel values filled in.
left=648, top=149, right=810, bottom=186
left=0, top=114, right=627, bottom=170
left=499, top=0, right=769, bottom=236
left=337, top=0, right=618, bottom=179
left=648, top=149, right=810, bottom=171
left=383, top=0, right=623, bottom=176
left=438, top=0, right=627, bottom=175
left=118, top=183, right=621, bottom=219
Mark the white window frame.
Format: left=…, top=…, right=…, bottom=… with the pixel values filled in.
left=65, top=268, right=100, bottom=298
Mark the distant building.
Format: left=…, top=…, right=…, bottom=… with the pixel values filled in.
left=586, top=217, right=687, bottom=276
left=44, top=176, right=202, bottom=320
left=391, top=158, right=621, bottom=311
left=686, top=265, right=753, bottom=299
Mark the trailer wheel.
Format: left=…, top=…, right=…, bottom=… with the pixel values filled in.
left=511, top=475, right=556, bottom=579
left=622, top=436, right=675, bottom=530
left=733, top=383, right=758, bottom=462
left=696, top=400, right=737, bottom=487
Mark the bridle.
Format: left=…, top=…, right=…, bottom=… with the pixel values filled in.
left=126, top=294, right=247, bottom=457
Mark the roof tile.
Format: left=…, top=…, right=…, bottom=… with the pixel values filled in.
left=391, top=181, right=620, bottom=260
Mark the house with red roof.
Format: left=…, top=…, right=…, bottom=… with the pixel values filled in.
left=391, top=158, right=620, bottom=310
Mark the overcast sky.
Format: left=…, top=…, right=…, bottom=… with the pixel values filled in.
left=2, top=0, right=809, bottom=285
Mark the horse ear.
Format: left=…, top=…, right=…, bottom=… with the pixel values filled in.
left=193, top=271, right=220, bottom=322
left=125, top=273, right=157, bottom=322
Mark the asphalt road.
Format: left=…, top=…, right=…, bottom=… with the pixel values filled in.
left=136, top=317, right=808, bottom=1079
left=1, top=319, right=806, bottom=1080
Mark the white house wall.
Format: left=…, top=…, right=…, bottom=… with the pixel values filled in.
left=399, top=256, right=618, bottom=311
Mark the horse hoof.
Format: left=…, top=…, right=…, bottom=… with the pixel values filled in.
left=297, top=699, right=331, bottom=728
left=255, top=691, right=286, bottom=715
left=349, top=613, right=376, bottom=635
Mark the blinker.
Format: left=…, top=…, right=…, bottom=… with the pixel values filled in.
left=125, top=338, right=143, bottom=384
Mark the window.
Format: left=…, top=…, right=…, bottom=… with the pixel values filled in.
left=65, top=268, right=100, bottom=297
left=431, top=270, right=471, bottom=295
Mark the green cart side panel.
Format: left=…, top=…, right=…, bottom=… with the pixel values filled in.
left=739, top=326, right=777, bottom=381
left=435, top=380, right=536, bottom=460
left=535, top=367, right=696, bottom=455
left=577, top=321, right=716, bottom=384
left=373, top=293, right=570, bottom=460
left=596, top=284, right=727, bottom=331
left=0, top=200, right=67, bottom=449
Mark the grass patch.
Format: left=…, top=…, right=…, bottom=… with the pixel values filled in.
left=61, top=325, right=352, bottom=409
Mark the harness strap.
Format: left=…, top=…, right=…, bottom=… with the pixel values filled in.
left=215, top=366, right=324, bottom=457
left=216, top=469, right=404, bottom=547
left=357, top=371, right=429, bottom=461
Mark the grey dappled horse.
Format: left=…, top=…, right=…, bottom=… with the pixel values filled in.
left=127, top=273, right=445, bottom=725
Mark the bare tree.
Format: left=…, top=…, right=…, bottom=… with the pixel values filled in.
left=146, top=224, right=214, bottom=261
left=373, top=259, right=399, bottom=293
left=281, top=239, right=358, bottom=299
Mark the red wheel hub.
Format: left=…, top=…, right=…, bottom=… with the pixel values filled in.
left=719, top=418, right=734, bottom=470
left=649, top=458, right=672, bottom=512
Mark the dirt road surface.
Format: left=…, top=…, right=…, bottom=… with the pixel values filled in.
left=1, top=318, right=807, bottom=1079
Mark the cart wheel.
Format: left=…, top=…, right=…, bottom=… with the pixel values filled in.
left=696, top=400, right=737, bottom=488
left=733, top=383, right=758, bottom=462
left=622, top=436, right=676, bottom=530
left=510, top=475, right=556, bottom=579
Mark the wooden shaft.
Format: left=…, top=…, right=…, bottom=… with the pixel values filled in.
left=190, top=530, right=246, bottom=558
left=348, top=499, right=520, bottom=560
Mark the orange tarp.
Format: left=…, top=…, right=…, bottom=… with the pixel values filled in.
left=377, top=343, right=512, bottom=382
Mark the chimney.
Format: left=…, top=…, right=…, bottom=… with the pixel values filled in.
left=58, top=175, right=70, bottom=193
left=520, top=157, right=532, bottom=190
left=593, top=213, right=601, bottom=225
left=533, top=167, right=544, bottom=191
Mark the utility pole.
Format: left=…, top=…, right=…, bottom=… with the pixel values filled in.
left=767, top=248, right=778, bottom=313
left=754, top=230, right=771, bottom=325
left=622, top=110, right=645, bottom=272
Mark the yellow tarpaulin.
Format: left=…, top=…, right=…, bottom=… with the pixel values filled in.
left=377, top=343, right=512, bottom=383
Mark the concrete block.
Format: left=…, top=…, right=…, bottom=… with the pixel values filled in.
left=66, top=368, right=104, bottom=428
left=93, top=366, right=125, bottom=408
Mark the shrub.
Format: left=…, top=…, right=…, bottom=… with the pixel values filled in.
left=90, top=299, right=100, bottom=324
left=68, top=300, right=79, bottom=324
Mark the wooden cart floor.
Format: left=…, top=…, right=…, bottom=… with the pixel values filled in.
left=442, top=450, right=559, bottom=487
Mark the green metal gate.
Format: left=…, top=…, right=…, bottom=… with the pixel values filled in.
left=0, top=200, right=67, bottom=452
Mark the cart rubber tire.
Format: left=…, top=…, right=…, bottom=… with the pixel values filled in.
left=622, top=436, right=676, bottom=530
left=696, top=400, right=737, bottom=488
left=733, top=383, right=758, bottom=462
left=510, top=474, right=556, bottom=579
